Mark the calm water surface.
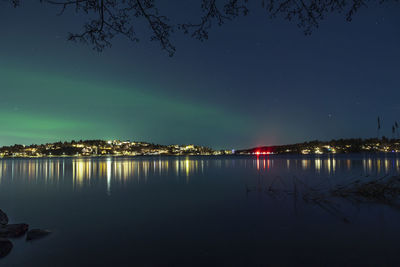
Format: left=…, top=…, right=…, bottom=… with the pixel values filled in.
left=1, top=154, right=400, bottom=266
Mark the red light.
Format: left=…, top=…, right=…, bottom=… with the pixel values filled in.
left=255, top=151, right=260, bottom=155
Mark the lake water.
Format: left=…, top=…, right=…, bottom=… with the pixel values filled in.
left=1, top=154, right=400, bottom=266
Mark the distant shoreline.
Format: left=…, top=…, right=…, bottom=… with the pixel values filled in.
left=1, top=151, right=399, bottom=160
left=1, top=138, right=399, bottom=158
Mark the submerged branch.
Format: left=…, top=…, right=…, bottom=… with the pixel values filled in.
left=247, top=174, right=400, bottom=223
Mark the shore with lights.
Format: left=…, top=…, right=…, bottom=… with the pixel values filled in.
left=0, top=140, right=234, bottom=158
left=0, top=137, right=400, bottom=158
left=236, top=137, right=400, bottom=155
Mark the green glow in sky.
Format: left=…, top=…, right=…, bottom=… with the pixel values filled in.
left=2, top=2, right=400, bottom=148
left=0, top=65, right=254, bottom=148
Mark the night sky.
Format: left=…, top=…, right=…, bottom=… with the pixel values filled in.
left=1, top=1, right=399, bottom=149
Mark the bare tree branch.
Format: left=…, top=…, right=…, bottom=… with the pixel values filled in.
left=4, top=0, right=394, bottom=55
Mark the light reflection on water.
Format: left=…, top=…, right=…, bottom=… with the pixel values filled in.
left=0, top=157, right=208, bottom=192
left=253, top=155, right=400, bottom=175
left=2, top=155, right=400, bottom=266
left=0, top=155, right=400, bottom=192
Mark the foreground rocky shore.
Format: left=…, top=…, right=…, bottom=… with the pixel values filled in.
left=0, top=210, right=51, bottom=258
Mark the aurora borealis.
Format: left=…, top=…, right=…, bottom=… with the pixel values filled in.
left=0, top=65, right=253, bottom=148
left=1, top=1, right=400, bottom=149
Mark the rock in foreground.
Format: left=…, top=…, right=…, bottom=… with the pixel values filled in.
left=0, top=238, right=12, bottom=258
left=0, top=224, right=29, bottom=238
left=26, top=229, right=51, bottom=241
left=0, top=210, right=8, bottom=226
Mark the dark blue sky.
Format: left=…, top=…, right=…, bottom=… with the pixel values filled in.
left=0, top=1, right=399, bottom=149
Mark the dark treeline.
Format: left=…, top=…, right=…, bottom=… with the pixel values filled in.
left=237, top=137, right=400, bottom=154
left=0, top=140, right=216, bottom=157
